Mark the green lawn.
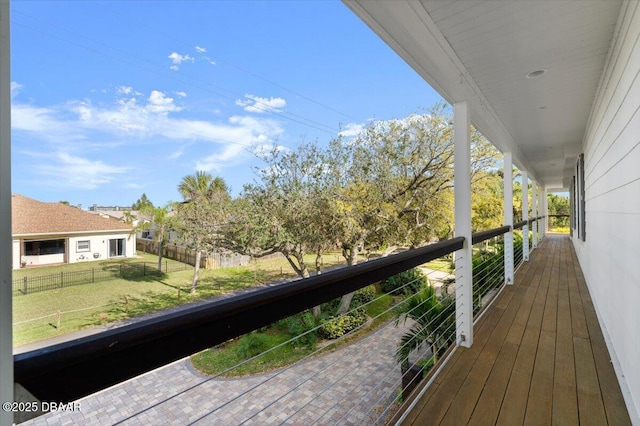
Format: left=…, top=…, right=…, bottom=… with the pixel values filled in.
left=13, top=251, right=348, bottom=347
left=12, top=251, right=189, bottom=280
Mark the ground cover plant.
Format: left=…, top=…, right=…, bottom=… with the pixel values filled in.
left=190, top=285, right=395, bottom=377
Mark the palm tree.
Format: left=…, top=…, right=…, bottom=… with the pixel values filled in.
left=395, top=285, right=456, bottom=372
left=177, top=172, right=230, bottom=294
left=132, top=204, right=175, bottom=274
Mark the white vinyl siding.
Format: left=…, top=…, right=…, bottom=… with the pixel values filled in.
left=574, top=1, right=640, bottom=418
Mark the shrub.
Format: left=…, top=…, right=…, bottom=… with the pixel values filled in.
left=381, top=268, right=428, bottom=295
left=352, top=285, right=376, bottom=306
left=319, top=308, right=367, bottom=339
left=282, top=312, right=319, bottom=349
left=236, top=332, right=270, bottom=359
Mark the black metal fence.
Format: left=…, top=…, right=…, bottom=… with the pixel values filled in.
left=12, top=260, right=190, bottom=296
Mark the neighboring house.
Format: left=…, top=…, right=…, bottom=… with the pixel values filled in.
left=11, top=194, right=136, bottom=269
left=88, top=205, right=132, bottom=212
left=87, top=209, right=147, bottom=236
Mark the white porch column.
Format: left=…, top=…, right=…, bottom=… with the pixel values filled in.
left=532, top=182, right=538, bottom=248
left=503, top=152, right=514, bottom=285
left=0, top=1, right=13, bottom=424
left=542, top=188, right=552, bottom=237
left=454, top=101, right=473, bottom=348
left=542, top=187, right=548, bottom=237
left=522, top=171, right=529, bottom=261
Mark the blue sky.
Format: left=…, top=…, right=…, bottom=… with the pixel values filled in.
left=10, top=1, right=442, bottom=208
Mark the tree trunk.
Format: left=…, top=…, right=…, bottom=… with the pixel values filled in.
left=380, top=245, right=398, bottom=258
left=284, top=251, right=310, bottom=278
left=312, top=250, right=323, bottom=318
left=297, top=252, right=310, bottom=278
left=315, top=250, right=322, bottom=275
left=191, top=249, right=202, bottom=294
left=336, top=244, right=360, bottom=315
left=156, top=236, right=164, bottom=275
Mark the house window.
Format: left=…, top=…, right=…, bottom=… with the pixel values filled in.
left=77, top=240, right=90, bottom=252
left=109, top=238, right=126, bottom=257
left=141, top=231, right=152, bottom=240
left=24, top=239, right=65, bottom=256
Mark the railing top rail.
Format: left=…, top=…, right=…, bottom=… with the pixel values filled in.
left=471, top=225, right=511, bottom=245
left=14, top=237, right=464, bottom=403
left=514, top=220, right=528, bottom=229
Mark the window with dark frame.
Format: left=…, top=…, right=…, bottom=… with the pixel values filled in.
left=24, top=239, right=65, bottom=256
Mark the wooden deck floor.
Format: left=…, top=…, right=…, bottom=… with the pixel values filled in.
left=400, top=234, right=631, bottom=425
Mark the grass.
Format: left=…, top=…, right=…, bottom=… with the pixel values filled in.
left=190, top=291, right=396, bottom=377
left=190, top=328, right=317, bottom=377
left=12, top=251, right=189, bottom=280
left=423, top=258, right=454, bottom=273
left=13, top=251, right=349, bottom=347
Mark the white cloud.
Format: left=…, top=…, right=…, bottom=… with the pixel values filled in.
left=11, top=85, right=291, bottom=195
left=168, top=52, right=194, bottom=64
left=252, top=143, right=287, bottom=157
left=116, top=86, right=133, bottom=95
left=236, top=94, right=286, bottom=114
left=38, top=152, right=130, bottom=190
left=338, top=122, right=365, bottom=137
left=12, top=89, right=285, bottom=167
left=167, top=149, right=184, bottom=160
left=175, top=91, right=187, bottom=98
left=168, top=52, right=194, bottom=70
left=196, top=144, right=247, bottom=172
left=195, top=46, right=207, bottom=53
left=147, top=90, right=181, bottom=114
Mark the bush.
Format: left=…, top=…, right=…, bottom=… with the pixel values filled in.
left=282, top=312, right=319, bottom=349
left=352, top=285, right=376, bottom=306
left=319, top=308, right=367, bottom=339
left=236, top=332, right=270, bottom=359
left=381, top=268, right=429, bottom=295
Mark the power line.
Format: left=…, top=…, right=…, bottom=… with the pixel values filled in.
left=101, top=3, right=361, bottom=123
left=11, top=9, right=345, bottom=137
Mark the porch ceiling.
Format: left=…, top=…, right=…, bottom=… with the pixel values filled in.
left=344, top=0, right=624, bottom=190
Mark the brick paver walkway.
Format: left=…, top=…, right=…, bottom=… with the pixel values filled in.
left=21, top=320, right=408, bottom=425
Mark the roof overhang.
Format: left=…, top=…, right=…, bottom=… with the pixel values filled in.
left=13, top=230, right=133, bottom=239
left=344, top=0, right=624, bottom=190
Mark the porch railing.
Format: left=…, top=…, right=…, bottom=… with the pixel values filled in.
left=14, top=220, right=544, bottom=422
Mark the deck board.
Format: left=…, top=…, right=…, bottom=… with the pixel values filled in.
left=400, top=234, right=631, bottom=425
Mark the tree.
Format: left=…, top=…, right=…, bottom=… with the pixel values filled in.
left=176, top=172, right=230, bottom=294
left=223, top=143, right=334, bottom=280
left=328, top=106, right=459, bottom=314
left=547, top=193, right=570, bottom=229
left=131, top=193, right=153, bottom=211
left=395, top=284, right=456, bottom=371
left=471, top=170, right=503, bottom=232
left=133, top=204, right=175, bottom=274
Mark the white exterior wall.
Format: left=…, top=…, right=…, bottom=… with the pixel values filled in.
left=573, top=1, right=640, bottom=419
left=12, top=239, right=19, bottom=270
left=68, top=232, right=136, bottom=263
left=13, top=232, right=136, bottom=269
